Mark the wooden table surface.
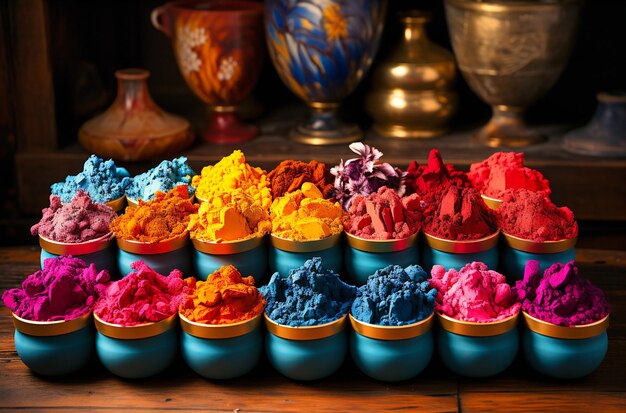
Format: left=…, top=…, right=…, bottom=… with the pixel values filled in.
left=0, top=246, right=625, bottom=412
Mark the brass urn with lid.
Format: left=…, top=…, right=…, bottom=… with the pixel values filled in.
left=366, top=11, right=457, bottom=139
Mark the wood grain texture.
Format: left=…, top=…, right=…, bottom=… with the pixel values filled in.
left=460, top=392, right=626, bottom=413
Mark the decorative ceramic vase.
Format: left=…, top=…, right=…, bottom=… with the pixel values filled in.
left=79, top=69, right=193, bottom=161
left=152, top=0, right=265, bottom=144
left=444, top=0, right=581, bottom=147
left=563, top=92, right=626, bottom=157
left=265, top=0, right=387, bottom=145
left=366, top=11, right=457, bottom=139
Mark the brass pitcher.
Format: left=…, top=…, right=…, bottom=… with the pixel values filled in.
left=366, top=11, right=457, bottom=139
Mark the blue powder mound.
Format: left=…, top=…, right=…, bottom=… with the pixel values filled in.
left=260, top=257, right=357, bottom=327
left=126, top=156, right=196, bottom=201
left=50, top=155, right=130, bottom=204
left=351, top=265, right=437, bottom=326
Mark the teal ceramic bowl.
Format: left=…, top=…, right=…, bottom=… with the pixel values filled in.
left=180, top=312, right=263, bottom=379
left=437, top=312, right=519, bottom=377
left=422, top=231, right=500, bottom=272
left=349, top=313, right=434, bottom=382
left=12, top=311, right=94, bottom=376
left=501, top=233, right=576, bottom=281
left=192, top=236, right=267, bottom=283
left=116, top=232, right=191, bottom=277
left=344, top=233, right=419, bottom=286
left=39, top=233, right=117, bottom=275
left=269, top=233, right=342, bottom=276
left=264, top=313, right=347, bottom=381
left=94, top=313, right=178, bottom=379
left=522, top=311, right=609, bottom=379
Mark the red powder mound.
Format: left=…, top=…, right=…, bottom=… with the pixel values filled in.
left=498, top=189, right=577, bottom=241
left=468, top=152, right=551, bottom=199
left=345, top=186, right=422, bottom=240
left=424, top=186, right=498, bottom=240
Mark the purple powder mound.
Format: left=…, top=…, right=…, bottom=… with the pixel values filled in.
left=515, top=260, right=610, bottom=327
left=2, top=256, right=110, bottom=321
left=31, top=190, right=116, bottom=243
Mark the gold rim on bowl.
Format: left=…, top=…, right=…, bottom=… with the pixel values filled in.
left=423, top=230, right=500, bottom=254
left=264, top=313, right=347, bottom=341
left=345, top=232, right=417, bottom=253
left=12, top=311, right=92, bottom=337
left=437, top=312, right=518, bottom=337
left=502, top=232, right=577, bottom=254
left=191, top=235, right=264, bottom=255
left=105, top=195, right=126, bottom=213
left=179, top=312, right=262, bottom=339
left=480, top=194, right=503, bottom=210
left=94, top=312, right=178, bottom=340
left=39, top=233, right=114, bottom=256
left=116, top=231, right=189, bottom=255
left=270, top=232, right=341, bottom=253
left=349, top=313, right=434, bottom=341
left=522, top=311, right=609, bottom=340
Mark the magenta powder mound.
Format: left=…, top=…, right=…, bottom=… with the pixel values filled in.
left=515, top=260, right=610, bottom=327
left=31, top=190, right=116, bottom=243
left=430, top=262, right=521, bottom=322
left=344, top=186, right=422, bottom=240
left=2, top=256, right=110, bottom=321
left=94, top=261, right=187, bottom=326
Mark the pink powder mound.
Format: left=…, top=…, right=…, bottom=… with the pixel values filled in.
left=429, top=262, right=521, bottom=323
left=468, top=152, right=551, bottom=199
left=94, top=261, right=187, bottom=326
left=498, top=189, right=578, bottom=242
left=424, top=186, right=498, bottom=241
left=515, top=260, right=609, bottom=327
left=344, top=186, right=422, bottom=240
left=31, top=190, right=116, bottom=243
left=1, top=256, right=110, bottom=321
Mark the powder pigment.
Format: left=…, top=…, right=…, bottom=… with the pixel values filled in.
left=126, top=156, right=195, bottom=202
left=268, top=159, right=334, bottom=199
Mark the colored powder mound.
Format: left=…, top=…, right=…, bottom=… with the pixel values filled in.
left=2, top=256, right=110, bottom=321
left=268, top=159, right=334, bottom=199
left=429, top=262, right=521, bottom=322
left=51, top=155, right=130, bottom=204
left=110, top=186, right=198, bottom=243
left=468, top=152, right=551, bottom=199
left=345, top=186, right=422, bottom=240
left=498, top=189, right=577, bottom=241
left=94, top=261, right=186, bottom=326
left=351, top=265, right=437, bottom=326
left=180, top=265, right=265, bottom=324
left=260, top=257, right=357, bottom=327
left=31, top=191, right=116, bottom=243
left=405, top=149, right=471, bottom=203
left=271, top=182, right=344, bottom=241
left=126, top=156, right=195, bottom=202
left=515, top=260, right=609, bottom=327
left=192, top=150, right=271, bottom=210
left=188, top=189, right=271, bottom=242
left=424, top=186, right=498, bottom=241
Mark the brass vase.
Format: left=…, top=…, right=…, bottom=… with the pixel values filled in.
left=367, top=11, right=457, bottom=139
left=444, top=0, right=582, bottom=147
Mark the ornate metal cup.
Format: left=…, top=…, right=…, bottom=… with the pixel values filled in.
left=444, top=0, right=581, bottom=147
left=265, top=0, right=387, bottom=145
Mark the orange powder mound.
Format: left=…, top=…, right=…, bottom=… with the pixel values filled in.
left=110, top=185, right=198, bottom=243
left=179, top=266, right=265, bottom=324
left=267, top=159, right=334, bottom=199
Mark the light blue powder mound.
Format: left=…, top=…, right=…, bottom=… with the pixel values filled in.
left=50, top=155, right=130, bottom=204
left=125, top=156, right=195, bottom=201
left=260, top=257, right=357, bottom=327
left=351, top=265, right=437, bottom=326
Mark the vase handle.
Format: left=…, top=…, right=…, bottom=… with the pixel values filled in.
left=151, top=6, right=171, bottom=37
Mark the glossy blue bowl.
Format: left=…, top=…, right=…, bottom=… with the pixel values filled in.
left=116, top=233, right=191, bottom=277
left=12, top=312, right=94, bottom=376
left=39, top=234, right=117, bottom=275
left=192, top=236, right=267, bottom=283
left=522, top=312, right=609, bottom=379
left=180, top=313, right=263, bottom=379
left=437, top=312, right=519, bottom=377
left=94, top=313, right=178, bottom=379
left=269, top=233, right=342, bottom=276
left=264, top=314, right=347, bottom=381
left=349, top=313, right=434, bottom=382
left=344, top=233, right=419, bottom=286
left=422, top=231, right=499, bottom=272
left=501, top=233, right=576, bottom=281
